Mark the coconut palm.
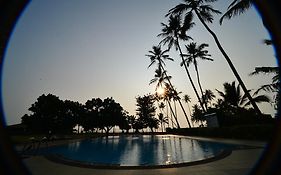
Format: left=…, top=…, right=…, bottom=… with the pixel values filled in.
left=163, top=84, right=181, bottom=128
left=250, top=66, right=279, bottom=109
left=183, top=94, right=193, bottom=127
left=146, top=45, right=192, bottom=127
left=158, top=15, right=206, bottom=112
left=191, top=104, right=204, bottom=126
left=167, top=0, right=262, bottom=115
left=202, top=89, right=216, bottom=109
left=147, top=45, right=174, bottom=69
left=181, top=42, right=213, bottom=109
left=216, top=81, right=271, bottom=109
left=250, top=67, right=279, bottom=94
left=150, top=65, right=171, bottom=92
left=219, top=0, right=253, bottom=24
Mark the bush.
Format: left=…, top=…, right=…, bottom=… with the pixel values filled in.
left=167, top=124, right=274, bottom=140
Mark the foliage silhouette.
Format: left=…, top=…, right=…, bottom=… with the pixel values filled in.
left=22, top=94, right=135, bottom=134
left=146, top=45, right=192, bottom=127
left=158, top=15, right=206, bottom=112
left=135, top=94, right=159, bottom=132
left=181, top=42, right=213, bottom=109
left=220, top=0, right=253, bottom=24
left=167, top=0, right=262, bottom=115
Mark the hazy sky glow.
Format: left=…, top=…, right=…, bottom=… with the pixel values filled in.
left=2, top=0, right=277, bottom=126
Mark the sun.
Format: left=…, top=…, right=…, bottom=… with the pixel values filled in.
left=156, top=86, right=166, bottom=96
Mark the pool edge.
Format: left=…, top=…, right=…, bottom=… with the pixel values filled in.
left=44, top=149, right=232, bottom=169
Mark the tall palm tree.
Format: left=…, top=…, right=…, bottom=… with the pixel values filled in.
left=158, top=15, right=206, bottom=112
left=219, top=0, right=253, bottom=24
left=183, top=94, right=193, bottom=127
left=146, top=45, right=192, bottom=128
left=164, top=84, right=181, bottom=128
left=167, top=0, right=262, bottom=115
left=181, top=42, right=213, bottom=109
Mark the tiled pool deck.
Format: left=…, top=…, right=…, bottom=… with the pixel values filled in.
left=21, top=136, right=266, bottom=175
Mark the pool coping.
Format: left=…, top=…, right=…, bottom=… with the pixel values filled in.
left=27, top=135, right=265, bottom=169
left=44, top=149, right=232, bottom=169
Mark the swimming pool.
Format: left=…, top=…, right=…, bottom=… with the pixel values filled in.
left=37, top=135, right=253, bottom=168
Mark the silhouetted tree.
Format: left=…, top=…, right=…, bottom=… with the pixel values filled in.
left=191, top=104, right=204, bottom=126
left=202, top=89, right=216, bottom=109
left=181, top=42, right=213, bottom=109
left=158, top=15, right=207, bottom=112
left=167, top=0, right=262, bottom=115
left=216, top=81, right=271, bottom=109
left=21, top=94, right=75, bottom=134
left=136, top=94, right=159, bottom=132
left=250, top=66, right=279, bottom=110
left=147, top=45, right=191, bottom=127
left=183, top=94, right=193, bottom=126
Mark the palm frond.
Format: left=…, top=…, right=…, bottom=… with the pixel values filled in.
left=249, top=66, right=278, bottom=76
left=199, top=10, right=214, bottom=23
left=220, top=0, right=252, bottom=24
left=253, top=84, right=278, bottom=95
left=244, top=94, right=271, bottom=106
left=215, top=89, right=225, bottom=98
left=166, top=3, right=190, bottom=17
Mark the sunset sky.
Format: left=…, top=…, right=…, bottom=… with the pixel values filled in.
left=2, top=0, right=277, bottom=127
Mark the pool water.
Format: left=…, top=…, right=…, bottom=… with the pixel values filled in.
left=36, top=135, right=245, bottom=166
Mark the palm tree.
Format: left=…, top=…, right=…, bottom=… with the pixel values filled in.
left=216, top=81, right=271, bottom=109
left=181, top=42, right=213, bottom=109
left=202, top=89, right=216, bottom=109
left=250, top=66, right=279, bottom=110
left=150, top=65, right=171, bottom=92
left=167, top=0, right=262, bottom=115
left=146, top=45, right=192, bottom=128
left=164, top=84, right=181, bottom=128
left=183, top=94, right=193, bottom=127
left=219, top=0, right=253, bottom=24
left=191, top=104, right=204, bottom=126
left=250, top=67, right=279, bottom=94
left=158, top=15, right=206, bottom=112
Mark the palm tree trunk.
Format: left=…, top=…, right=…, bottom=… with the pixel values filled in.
left=165, top=101, right=170, bottom=128
left=176, top=37, right=207, bottom=113
left=195, top=9, right=262, bottom=115
left=167, top=100, right=180, bottom=128
left=186, top=103, right=194, bottom=127
left=173, top=100, right=177, bottom=119
left=194, top=63, right=208, bottom=110
left=159, top=63, right=192, bottom=128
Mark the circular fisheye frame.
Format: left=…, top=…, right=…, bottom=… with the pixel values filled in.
left=0, top=0, right=281, bottom=175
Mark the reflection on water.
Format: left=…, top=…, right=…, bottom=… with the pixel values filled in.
left=38, top=135, right=235, bottom=166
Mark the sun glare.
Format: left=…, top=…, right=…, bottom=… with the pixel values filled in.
left=156, top=87, right=165, bottom=96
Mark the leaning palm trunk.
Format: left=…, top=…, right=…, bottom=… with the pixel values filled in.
left=167, top=99, right=180, bottom=128
left=194, top=9, right=262, bottom=115
left=160, top=63, right=192, bottom=128
left=194, top=63, right=208, bottom=110
left=176, top=37, right=207, bottom=113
